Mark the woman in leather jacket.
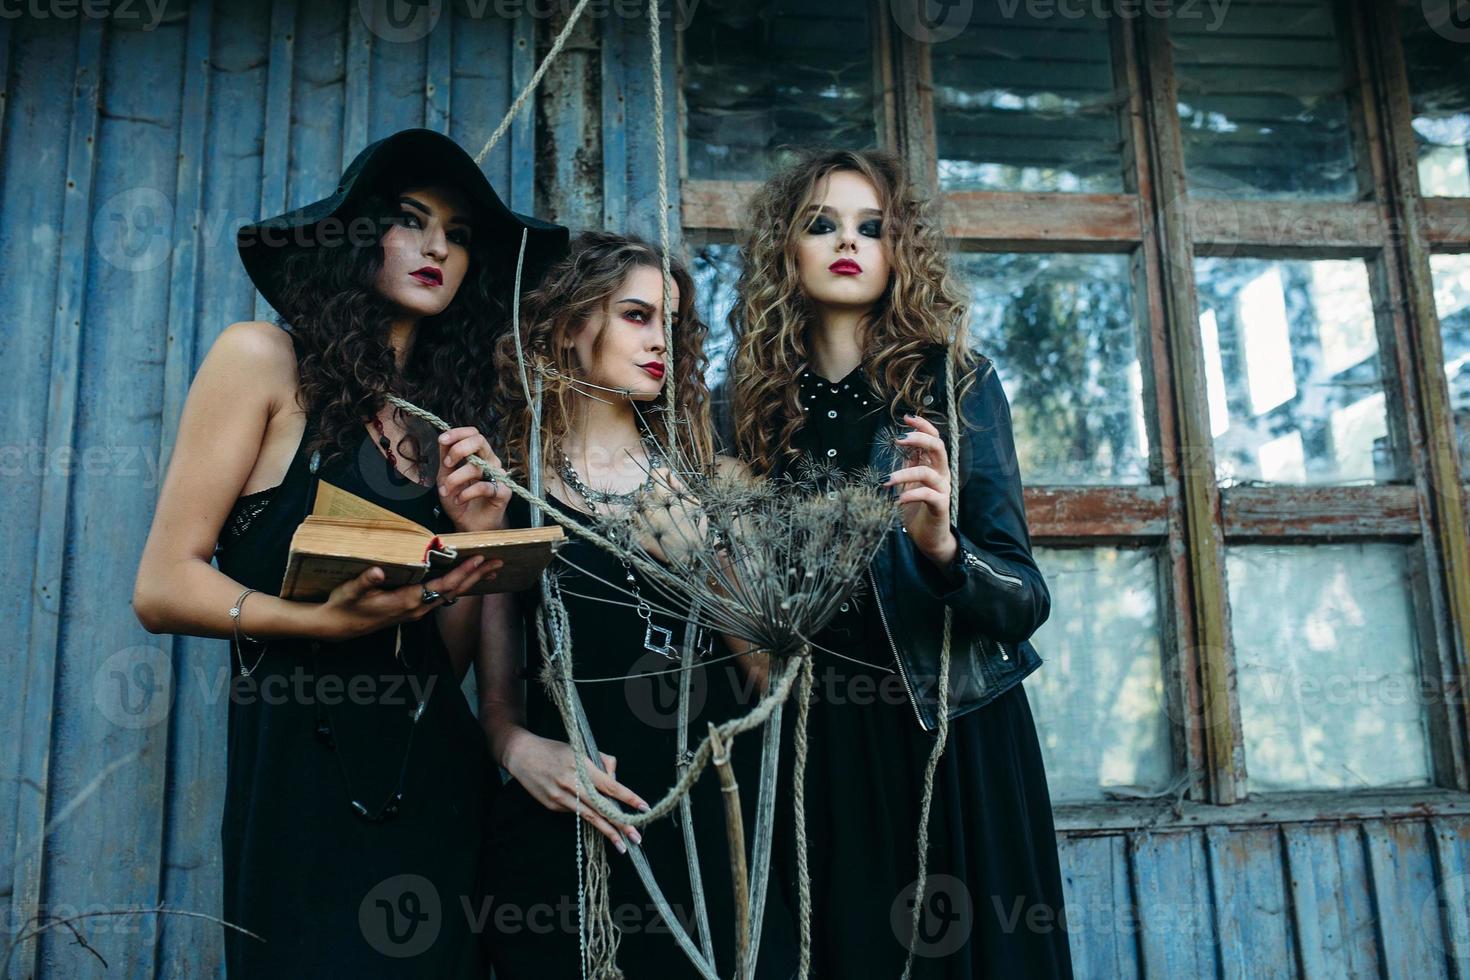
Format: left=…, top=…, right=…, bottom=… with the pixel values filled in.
left=725, top=148, right=1074, bottom=978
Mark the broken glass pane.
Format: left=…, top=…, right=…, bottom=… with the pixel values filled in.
left=1194, top=257, right=1397, bottom=485
left=1228, top=543, right=1433, bottom=793
left=956, top=251, right=1150, bottom=486
left=1430, top=253, right=1470, bottom=476
left=1171, top=0, right=1358, bottom=199
left=1028, top=546, right=1173, bottom=803
left=689, top=240, right=742, bottom=387
left=682, top=0, right=877, bottom=181
left=1400, top=1, right=1470, bottom=197
left=930, top=6, right=1126, bottom=193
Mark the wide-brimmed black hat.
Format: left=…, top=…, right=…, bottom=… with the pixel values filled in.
left=237, top=127, right=568, bottom=322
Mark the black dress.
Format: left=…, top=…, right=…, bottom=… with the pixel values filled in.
left=775, top=367, right=1073, bottom=978
left=486, top=492, right=799, bottom=979
left=214, top=414, right=496, bottom=977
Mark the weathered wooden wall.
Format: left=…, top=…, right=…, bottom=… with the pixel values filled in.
left=0, top=1, right=1465, bottom=977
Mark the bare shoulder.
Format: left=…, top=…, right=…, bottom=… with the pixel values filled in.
left=209, top=320, right=296, bottom=372
left=201, top=321, right=297, bottom=404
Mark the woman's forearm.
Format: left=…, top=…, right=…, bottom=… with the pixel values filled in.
left=475, top=591, right=527, bottom=765
left=133, top=555, right=329, bottom=641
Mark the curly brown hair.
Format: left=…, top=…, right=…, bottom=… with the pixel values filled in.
left=490, top=231, right=713, bottom=479
left=272, top=176, right=508, bottom=473
left=728, top=148, right=975, bottom=475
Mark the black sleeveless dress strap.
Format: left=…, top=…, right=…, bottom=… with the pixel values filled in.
left=214, top=413, right=496, bottom=977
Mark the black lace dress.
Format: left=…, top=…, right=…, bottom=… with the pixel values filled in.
left=214, top=415, right=496, bottom=977
left=774, top=367, right=1074, bottom=978
left=486, top=492, right=798, bottom=979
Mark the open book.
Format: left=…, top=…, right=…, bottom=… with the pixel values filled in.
left=279, top=481, right=563, bottom=600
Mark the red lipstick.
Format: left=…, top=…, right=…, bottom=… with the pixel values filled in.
left=639, top=361, right=666, bottom=381
left=829, top=258, right=862, bottom=276
left=410, top=266, right=442, bottom=287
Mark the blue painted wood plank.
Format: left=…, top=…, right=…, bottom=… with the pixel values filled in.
left=1281, top=823, right=1376, bottom=980
left=0, top=18, right=12, bottom=159
left=211, top=1, right=275, bottom=329
left=0, top=15, right=82, bottom=951
left=35, top=12, right=193, bottom=975
left=600, top=11, right=627, bottom=230
left=8, top=18, right=106, bottom=980
left=341, top=9, right=370, bottom=171
left=1128, top=829, right=1220, bottom=980
left=288, top=1, right=347, bottom=213
left=619, top=8, right=682, bottom=251
left=509, top=11, right=534, bottom=215
left=152, top=2, right=223, bottom=976
left=1204, top=825, right=1295, bottom=980
left=425, top=16, right=451, bottom=135
left=252, top=0, right=296, bottom=323
left=1428, top=816, right=1470, bottom=979
left=447, top=8, right=512, bottom=194
left=1059, top=834, right=1142, bottom=980
left=1365, top=819, right=1452, bottom=979
left=367, top=7, right=425, bottom=138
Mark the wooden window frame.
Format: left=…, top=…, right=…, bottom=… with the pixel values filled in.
left=676, top=0, right=1470, bottom=824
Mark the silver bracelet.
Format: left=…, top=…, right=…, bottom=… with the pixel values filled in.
left=230, top=587, right=269, bottom=677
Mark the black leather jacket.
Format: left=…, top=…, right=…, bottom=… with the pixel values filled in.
left=712, top=349, right=1051, bottom=733
left=862, top=350, right=1050, bottom=732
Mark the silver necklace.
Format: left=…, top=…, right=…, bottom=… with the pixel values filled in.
left=557, top=440, right=664, bottom=508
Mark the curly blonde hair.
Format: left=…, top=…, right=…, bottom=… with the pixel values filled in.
left=728, top=148, right=975, bottom=475
left=490, top=231, right=713, bottom=479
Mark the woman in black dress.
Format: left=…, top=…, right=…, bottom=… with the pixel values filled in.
left=726, top=149, right=1075, bottom=978
left=132, top=128, right=567, bottom=976
left=480, top=232, right=796, bottom=979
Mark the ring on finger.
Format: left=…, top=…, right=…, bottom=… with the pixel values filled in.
left=420, top=586, right=441, bottom=604
left=442, top=595, right=459, bottom=606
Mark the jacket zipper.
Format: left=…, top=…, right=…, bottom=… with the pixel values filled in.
left=963, top=550, right=1023, bottom=589
left=870, top=566, right=933, bottom=731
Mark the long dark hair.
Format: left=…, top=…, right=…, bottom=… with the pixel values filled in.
left=272, top=174, right=507, bottom=471
left=490, top=231, right=713, bottom=479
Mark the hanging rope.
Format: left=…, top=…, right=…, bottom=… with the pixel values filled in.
left=474, top=0, right=597, bottom=166
left=646, top=0, right=677, bottom=447
left=899, top=355, right=963, bottom=980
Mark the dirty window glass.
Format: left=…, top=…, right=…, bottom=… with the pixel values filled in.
left=1429, top=253, right=1470, bottom=476
left=1171, top=0, right=1358, bottom=199
left=957, top=252, right=1150, bottom=486
left=1400, top=1, right=1470, bottom=197
left=930, top=6, right=1126, bottom=193
left=1028, top=547, right=1174, bottom=803
left=682, top=0, right=877, bottom=181
left=1194, top=257, right=1396, bottom=485
left=1228, top=543, right=1433, bottom=792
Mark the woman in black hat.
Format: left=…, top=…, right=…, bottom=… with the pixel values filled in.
left=133, top=128, right=568, bottom=976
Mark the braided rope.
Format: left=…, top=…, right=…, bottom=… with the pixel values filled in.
left=474, top=0, right=596, bottom=166
left=900, top=355, right=962, bottom=979
left=647, top=0, right=677, bottom=446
